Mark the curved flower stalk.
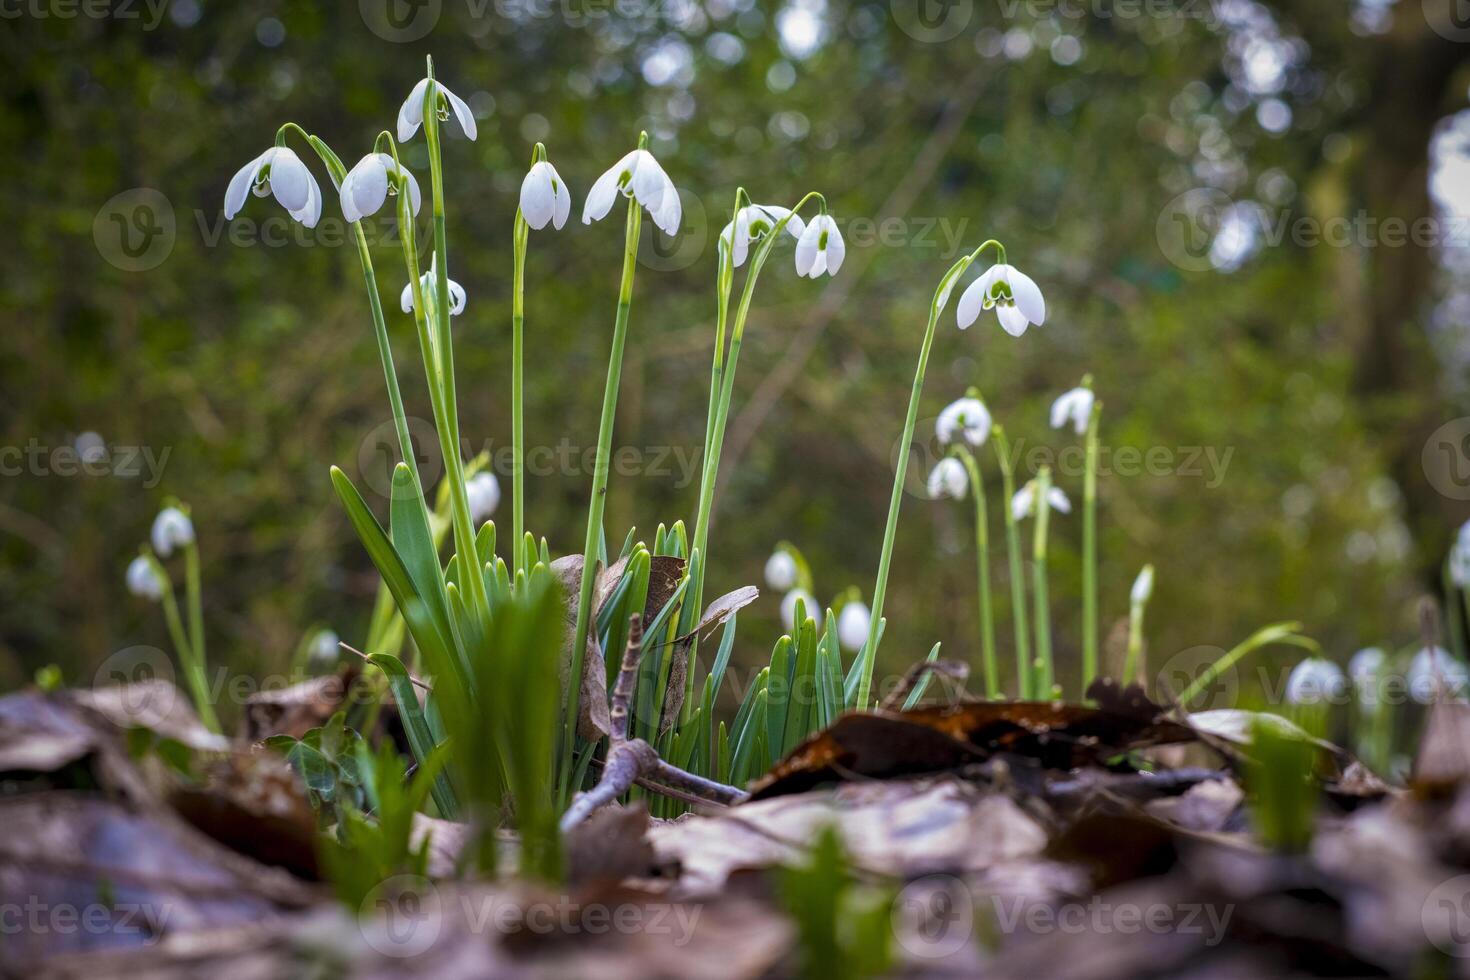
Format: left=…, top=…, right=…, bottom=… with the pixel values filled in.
left=682, top=188, right=832, bottom=686
left=1015, top=467, right=1068, bottom=697
left=854, top=241, right=1027, bottom=708
left=562, top=132, right=678, bottom=806
left=511, top=145, right=570, bottom=575
left=936, top=392, right=999, bottom=699
left=1051, top=376, right=1101, bottom=689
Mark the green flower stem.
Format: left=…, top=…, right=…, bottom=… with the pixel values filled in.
left=512, top=207, right=529, bottom=577
left=855, top=243, right=1000, bottom=709
left=148, top=554, right=220, bottom=732
left=562, top=198, right=643, bottom=806
left=183, top=537, right=207, bottom=691
left=991, top=425, right=1031, bottom=699
left=1031, top=465, right=1055, bottom=698
left=955, top=447, right=999, bottom=698
left=1122, top=591, right=1147, bottom=686
left=1082, top=400, right=1101, bottom=690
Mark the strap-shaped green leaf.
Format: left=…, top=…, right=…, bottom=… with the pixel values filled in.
left=366, top=652, right=459, bottom=819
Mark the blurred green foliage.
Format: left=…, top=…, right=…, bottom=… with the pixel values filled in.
left=1, top=0, right=1466, bottom=713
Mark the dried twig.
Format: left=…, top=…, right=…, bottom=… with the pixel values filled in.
left=561, top=614, right=746, bottom=832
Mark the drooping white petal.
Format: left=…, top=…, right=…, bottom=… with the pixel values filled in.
left=397, top=78, right=429, bottom=142
left=1049, top=387, right=1095, bottom=435
left=466, top=471, right=500, bottom=523
left=997, top=303, right=1031, bottom=337
left=400, top=162, right=423, bottom=217
left=780, top=589, right=823, bottom=632
left=974, top=265, right=1004, bottom=306
left=287, top=167, right=323, bottom=228
left=550, top=164, right=570, bottom=230
left=928, top=458, right=968, bottom=500
left=400, top=282, right=414, bottom=314
left=729, top=210, right=751, bottom=267
left=582, top=150, right=637, bottom=224
left=937, top=397, right=991, bottom=447
left=627, top=150, right=667, bottom=213
left=1010, top=484, right=1035, bottom=521
left=795, top=219, right=821, bottom=277
left=341, top=154, right=389, bottom=223
left=266, top=148, right=310, bottom=213
left=151, top=506, right=195, bottom=557
left=440, top=83, right=478, bottom=140
left=126, top=555, right=164, bottom=601
left=519, top=162, right=557, bottom=230
left=651, top=186, right=682, bottom=236
left=1008, top=267, right=1046, bottom=326
left=822, top=218, right=846, bottom=274
left=765, top=551, right=797, bottom=590
left=224, top=148, right=273, bottom=220
left=956, top=276, right=986, bottom=329
left=837, top=602, right=871, bottom=652
left=1285, top=657, right=1347, bottom=705
left=1130, top=565, right=1154, bottom=604
left=445, top=279, right=467, bottom=316
left=1046, top=487, right=1072, bottom=513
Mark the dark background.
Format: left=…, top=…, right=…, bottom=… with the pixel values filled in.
left=2, top=0, right=1469, bottom=711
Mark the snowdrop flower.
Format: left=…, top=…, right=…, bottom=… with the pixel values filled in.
left=519, top=158, right=571, bottom=231
left=795, top=214, right=844, bottom=278
left=957, top=263, right=1046, bottom=337
left=936, top=397, right=991, bottom=447
left=582, top=144, right=681, bottom=236
left=1011, top=480, right=1070, bottom=520
left=1049, top=386, right=1094, bottom=436
left=224, top=146, right=323, bottom=227
left=720, top=204, right=805, bottom=268
left=928, top=457, right=968, bottom=500
left=1285, top=657, right=1347, bottom=705
left=397, top=75, right=477, bottom=143
left=401, top=258, right=467, bottom=317
left=1408, top=646, right=1470, bottom=703
left=1349, top=647, right=1386, bottom=708
left=339, top=153, right=422, bottom=224
left=308, top=629, right=341, bottom=671
left=781, top=589, right=823, bottom=632
left=466, top=471, right=501, bottom=524
left=151, top=506, right=195, bottom=558
left=765, top=550, right=798, bottom=591
left=1450, top=522, right=1470, bottom=588
left=126, top=556, right=165, bottom=602
left=837, top=601, right=871, bottom=652
left=1130, top=565, right=1154, bottom=605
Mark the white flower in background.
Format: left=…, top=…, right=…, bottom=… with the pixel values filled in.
left=1011, top=480, right=1070, bottom=520
left=339, top=153, right=422, bottom=224
left=1408, top=645, right=1470, bottom=703
left=308, top=629, right=340, bottom=670
left=519, top=158, right=571, bottom=231
left=957, top=263, right=1046, bottom=336
left=927, top=457, right=968, bottom=500
left=150, top=506, right=195, bottom=557
left=781, top=588, right=823, bottom=632
left=720, top=204, right=805, bottom=268
left=1049, top=386, right=1094, bottom=436
left=401, top=258, right=467, bottom=317
left=582, top=146, right=681, bottom=236
left=1130, top=565, right=1154, bottom=605
left=1285, top=657, right=1347, bottom=705
left=936, top=397, right=991, bottom=447
left=765, top=550, right=798, bottom=591
left=125, top=556, right=165, bottom=601
left=224, top=146, right=323, bottom=227
left=75, top=431, right=106, bottom=465
left=837, top=601, right=871, bottom=652
left=1450, top=521, right=1470, bottom=588
left=466, top=471, right=501, bottom=524
left=795, top=214, right=844, bottom=278
left=397, top=76, right=478, bottom=142
left=1349, top=647, right=1386, bottom=708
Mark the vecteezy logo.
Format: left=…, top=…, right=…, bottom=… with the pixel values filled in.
left=361, top=874, right=442, bottom=957
left=1424, top=0, right=1470, bottom=42
left=892, top=874, right=974, bottom=958
left=1423, top=418, right=1470, bottom=501
left=1156, top=644, right=1237, bottom=710
left=92, top=645, right=183, bottom=715
left=93, top=188, right=175, bottom=272
left=891, top=0, right=974, bottom=43
left=357, top=416, right=443, bottom=500
left=1423, top=874, right=1470, bottom=957
left=639, top=189, right=707, bottom=272
left=1155, top=187, right=1231, bottom=273
left=360, top=0, right=442, bottom=42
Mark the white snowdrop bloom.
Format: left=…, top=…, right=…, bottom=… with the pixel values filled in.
left=1011, top=480, right=1070, bottom=520
left=936, top=397, right=991, bottom=447
left=519, top=159, right=571, bottom=231
left=1049, top=386, right=1094, bottom=436
left=956, top=263, right=1046, bottom=336
left=720, top=204, right=805, bottom=268
left=837, top=601, right=871, bottom=652
left=1285, top=657, right=1347, bottom=705
left=1450, top=523, right=1470, bottom=588
left=308, top=629, right=340, bottom=670
left=1130, top=565, right=1154, bottom=605
left=1408, top=646, right=1470, bottom=703
left=765, top=550, right=798, bottom=591
left=781, top=588, right=823, bottom=632
left=126, top=556, right=165, bottom=602
left=151, top=506, right=195, bottom=558
left=927, top=457, right=968, bottom=500
left=397, top=76, right=478, bottom=143
left=223, top=146, right=323, bottom=228
left=794, top=214, right=844, bottom=278
left=1349, top=647, right=1386, bottom=708
left=466, top=471, right=501, bottom=524
left=401, top=258, right=467, bottom=317
left=339, top=153, right=422, bottom=224
left=582, top=147, right=682, bottom=236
